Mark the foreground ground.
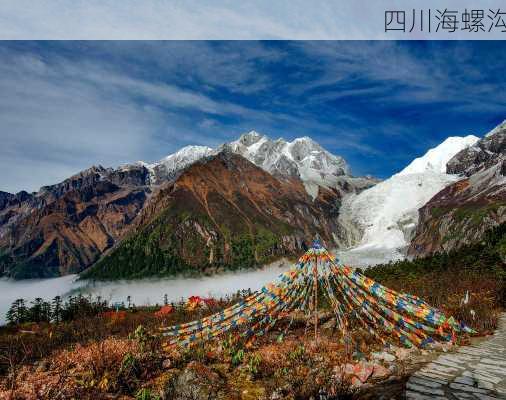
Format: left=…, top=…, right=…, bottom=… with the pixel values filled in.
left=1, top=224, right=505, bottom=399
left=0, top=300, right=502, bottom=400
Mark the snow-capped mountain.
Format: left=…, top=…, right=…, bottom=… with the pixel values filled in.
left=410, top=121, right=506, bottom=256
left=126, top=130, right=376, bottom=199
left=133, top=145, right=214, bottom=185
left=227, top=131, right=349, bottom=178
left=485, top=119, right=506, bottom=138
left=225, top=131, right=375, bottom=198
left=339, top=135, right=479, bottom=264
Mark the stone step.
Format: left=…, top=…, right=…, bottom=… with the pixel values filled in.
left=405, top=390, right=448, bottom=400
left=405, top=382, right=445, bottom=396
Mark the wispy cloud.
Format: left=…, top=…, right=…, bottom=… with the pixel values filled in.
left=3, top=0, right=506, bottom=40
left=0, top=41, right=505, bottom=191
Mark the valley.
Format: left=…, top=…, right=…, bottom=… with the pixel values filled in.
left=2, top=121, right=506, bottom=283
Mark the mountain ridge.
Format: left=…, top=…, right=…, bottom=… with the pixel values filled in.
left=0, top=131, right=364, bottom=279
left=81, top=150, right=345, bottom=280
left=3, top=122, right=504, bottom=279
left=409, top=121, right=506, bottom=257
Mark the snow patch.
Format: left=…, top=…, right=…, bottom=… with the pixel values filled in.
left=303, top=181, right=319, bottom=200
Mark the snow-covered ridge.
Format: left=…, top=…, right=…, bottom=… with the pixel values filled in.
left=126, top=130, right=367, bottom=198
left=340, top=134, right=479, bottom=265
left=228, top=131, right=349, bottom=179
left=132, top=145, right=213, bottom=185
left=117, top=130, right=377, bottom=200
left=227, top=131, right=356, bottom=198
left=398, top=135, right=479, bottom=176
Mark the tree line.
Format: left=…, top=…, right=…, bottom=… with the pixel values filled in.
left=5, top=295, right=110, bottom=325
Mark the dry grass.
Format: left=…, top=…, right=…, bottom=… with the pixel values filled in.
left=373, top=270, right=502, bottom=335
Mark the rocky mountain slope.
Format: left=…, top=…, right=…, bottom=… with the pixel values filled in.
left=81, top=150, right=344, bottom=280
left=1, top=132, right=369, bottom=279
left=409, top=121, right=506, bottom=257
left=339, top=135, right=479, bottom=264
left=0, top=166, right=151, bottom=278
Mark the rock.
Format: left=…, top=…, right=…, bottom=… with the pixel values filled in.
left=395, top=347, right=415, bottom=361
left=441, top=343, right=453, bottom=352
left=338, top=361, right=374, bottom=383
left=388, top=363, right=400, bottom=375
left=428, top=341, right=453, bottom=352
left=165, top=361, right=224, bottom=400
left=372, top=351, right=396, bottom=363
left=371, top=363, right=390, bottom=379
left=355, top=361, right=374, bottom=383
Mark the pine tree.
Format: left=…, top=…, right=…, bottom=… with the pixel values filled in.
left=6, top=300, right=18, bottom=325
left=29, top=298, right=45, bottom=323
left=41, top=300, right=51, bottom=323
left=52, top=296, right=63, bottom=323
left=6, top=298, right=28, bottom=325
left=17, top=298, right=28, bottom=323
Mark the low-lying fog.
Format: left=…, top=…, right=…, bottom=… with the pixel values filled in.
left=0, top=246, right=400, bottom=325
left=0, top=259, right=291, bottom=325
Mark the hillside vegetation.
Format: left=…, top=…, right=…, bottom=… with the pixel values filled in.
left=366, top=222, right=506, bottom=333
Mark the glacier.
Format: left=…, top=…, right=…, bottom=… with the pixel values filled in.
left=339, top=134, right=479, bottom=266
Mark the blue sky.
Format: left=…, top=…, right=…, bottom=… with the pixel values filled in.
left=0, top=41, right=505, bottom=193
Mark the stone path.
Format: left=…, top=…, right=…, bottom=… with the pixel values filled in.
left=406, top=313, right=506, bottom=399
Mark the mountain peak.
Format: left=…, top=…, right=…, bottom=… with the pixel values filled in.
left=139, top=145, right=214, bottom=185
left=447, top=120, right=506, bottom=176
left=397, top=135, right=479, bottom=176
left=162, top=145, right=213, bottom=160
left=293, top=136, right=315, bottom=143
left=238, top=130, right=265, bottom=146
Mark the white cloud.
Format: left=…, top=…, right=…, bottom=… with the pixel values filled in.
left=0, top=45, right=297, bottom=192
left=1, top=0, right=506, bottom=40
left=0, top=56, right=166, bottom=192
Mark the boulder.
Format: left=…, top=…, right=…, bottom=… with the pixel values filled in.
left=355, top=361, right=374, bottom=383
left=371, top=363, right=390, bottom=379
left=165, top=361, right=224, bottom=400
left=371, top=351, right=395, bottom=363
left=335, top=361, right=374, bottom=383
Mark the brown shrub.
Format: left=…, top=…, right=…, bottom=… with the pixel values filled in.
left=0, top=335, right=164, bottom=399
